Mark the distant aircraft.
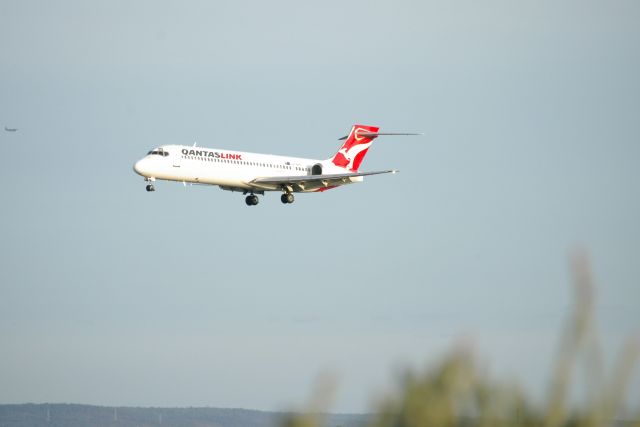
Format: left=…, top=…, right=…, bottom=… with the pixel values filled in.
left=133, top=124, right=420, bottom=206
left=4, top=127, right=17, bottom=132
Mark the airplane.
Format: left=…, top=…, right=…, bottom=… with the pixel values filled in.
left=133, top=124, right=419, bottom=206
left=4, top=127, right=17, bottom=132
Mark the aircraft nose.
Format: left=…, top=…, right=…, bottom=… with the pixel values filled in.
left=133, top=159, right=146, bottom=176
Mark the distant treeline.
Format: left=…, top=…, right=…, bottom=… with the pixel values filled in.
left=0, top=404, right=368, bottom=427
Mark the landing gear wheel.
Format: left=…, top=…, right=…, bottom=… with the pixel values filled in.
left=245, top=195, right=259, bottom=206
left=146, top=184, right=155, bottom=192
left=281, top=193, right=294, bottom=204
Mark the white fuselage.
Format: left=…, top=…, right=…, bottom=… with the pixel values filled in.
left=133, top=144, right=358, bottom=192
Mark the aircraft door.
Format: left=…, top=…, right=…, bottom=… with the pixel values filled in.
left=172, top=149, right=181, bottom=168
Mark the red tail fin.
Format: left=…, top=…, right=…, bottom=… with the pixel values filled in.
left=331, top=124, right=379, bottom=171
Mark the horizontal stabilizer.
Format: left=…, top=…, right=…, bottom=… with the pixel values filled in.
left=338, top=132, right=422, bottom=140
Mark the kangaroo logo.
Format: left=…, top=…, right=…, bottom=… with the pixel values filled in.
left=332, top=127, right=376, bottom=171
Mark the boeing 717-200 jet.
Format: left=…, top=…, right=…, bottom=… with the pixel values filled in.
left=133, top=124, right=419, bottom=206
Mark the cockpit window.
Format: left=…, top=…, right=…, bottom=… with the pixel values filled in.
left=147, top=148, right=169, bottom=157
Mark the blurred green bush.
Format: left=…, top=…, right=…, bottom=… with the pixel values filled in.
left=281, top=254, right=639, bottom=427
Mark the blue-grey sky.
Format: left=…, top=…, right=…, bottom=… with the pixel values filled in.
left=1, top=0, right=639, bottom=413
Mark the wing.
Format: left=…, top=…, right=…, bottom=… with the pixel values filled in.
left=247, top=170, right=398, bottom=192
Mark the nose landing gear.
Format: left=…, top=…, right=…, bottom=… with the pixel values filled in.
left=146, top=184, right=155, bottom=192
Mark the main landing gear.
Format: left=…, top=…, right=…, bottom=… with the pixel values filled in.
left=245, top=194, right=259, bottom=206
left=146, top=184, right=155, bottom=192
left=280, top=193, right=294, bottom=204
left=244, top=192, right=293, bottom=206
